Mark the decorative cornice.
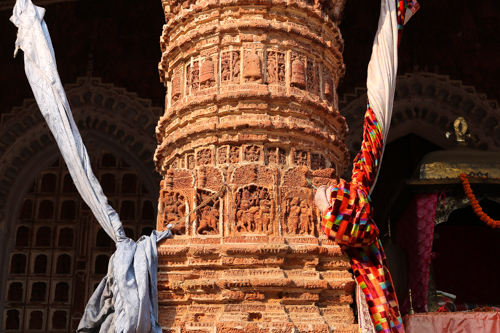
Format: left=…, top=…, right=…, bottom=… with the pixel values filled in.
left=0, top=75, right=162, bottom=221
left=340, top=72, right=500, bottom=178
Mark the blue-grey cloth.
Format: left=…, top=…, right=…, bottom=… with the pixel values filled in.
left=10, top=1, right=171, bottom=332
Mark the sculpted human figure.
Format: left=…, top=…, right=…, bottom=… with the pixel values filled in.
left=221, top=53, right=231, bottom=82
left=299, top=199, right=313, bottom=235
left=164, top=193, right=186, bottom=234
left=267, top=53, right=277, bottom=84
left=232, top=52, right=240, bottom=83
left=236, top=188, right=261, bottom=232
left=236, top=197, right=250, bottom=232
left=229, top=146, right=239, bottom=163
left=198, top=205, right=219, bottom=235
left=286, top=197, right=301, bottom=234
left=278, top=53, right=286, bottom=83
left=245, top=145, right=260, bottom=162
left=257, top=198, right=271, bottom=233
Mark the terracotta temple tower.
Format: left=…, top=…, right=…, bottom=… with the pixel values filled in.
left=154, top=0, right=357, bottom=331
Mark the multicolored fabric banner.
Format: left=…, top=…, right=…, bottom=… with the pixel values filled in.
left=315, top=0, right=419, bottom=332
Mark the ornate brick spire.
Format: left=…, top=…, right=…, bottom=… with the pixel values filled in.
left=155, top=0, right=356, bottom=331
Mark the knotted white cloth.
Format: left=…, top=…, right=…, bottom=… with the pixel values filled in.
left=10, top=1, right=171, bottom=332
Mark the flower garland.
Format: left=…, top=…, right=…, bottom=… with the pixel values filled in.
left=459, top=173, right=500, bottom=228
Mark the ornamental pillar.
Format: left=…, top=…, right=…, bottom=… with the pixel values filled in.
left=155, top=0, right=357, bottom=331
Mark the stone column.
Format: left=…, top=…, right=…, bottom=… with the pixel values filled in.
left=155, top=0, right=357, bottom=332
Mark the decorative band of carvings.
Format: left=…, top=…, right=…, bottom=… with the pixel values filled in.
left=156, top=165, right=338, bottom=237
left=156, top=143, right=344, bottom=175
left=160, top=44, right=342, bottom=111
left=158, top=94, right=345, bottom=132
left=160, top=1, right=345, bottom=55
left=161, top=0, right=346, bottom=23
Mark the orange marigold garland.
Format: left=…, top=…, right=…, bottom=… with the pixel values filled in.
left=459, top=173, right=500, bottom=228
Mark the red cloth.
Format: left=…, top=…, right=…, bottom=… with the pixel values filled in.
left=322, top=108, right=404, bottom=333
left=396, top=193, right=438, bottom=313
left=404, top=312, right=500, bottom=333
left=319, top=1, right=419, bottom=332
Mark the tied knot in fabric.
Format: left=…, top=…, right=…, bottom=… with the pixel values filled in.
left=320, top=179, right=379, bottom=248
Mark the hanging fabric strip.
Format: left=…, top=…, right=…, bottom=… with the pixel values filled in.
left=10, top=1, right=171, bottom=332
left=315, top=0, right=419, bottom=332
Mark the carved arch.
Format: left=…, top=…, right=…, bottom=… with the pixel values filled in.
left=340, top=72, right=500, bottom=175
left=0, top=75, right=162, bottom=317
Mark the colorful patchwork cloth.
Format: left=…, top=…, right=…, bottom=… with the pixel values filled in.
left=316, top=0, right=419, bottom=332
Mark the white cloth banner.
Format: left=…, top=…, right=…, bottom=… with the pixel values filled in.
left=367, top=0, right=417, bottom=144
left=366, top=0, right=417, bottom=191
left=366, top=0, right=399, bottom=145
left=10, top=1, right=171, bottom=332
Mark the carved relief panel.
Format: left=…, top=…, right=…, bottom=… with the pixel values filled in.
left=196, top=189, right=221, bottom=236
left=234, top=185, right=274, bottom=235
left=186, top=60, right=200, bottom=95
left=196, top=148, right=214, bottom=166
left=187, top=154, right=195, bottom=169
left=266, top=50, right=286, bottom=85
left=221, top=49, right=241, bottom=85
left=200, top=60, right=216, bottom=89
left=178, top=155, right=186, bottom=169
left=291, top=52, right=306, bottom=89
left=243, top=45, right=264, bottom=84
left=244, top=145, right=263, bottom=163
left=199, top=47, right=218, bottom=91
left=218, top=146, right=228, bottom=164
left=171, top=64, right=183, bottom=104
left=158, top=169, right=195, bottom=235
left=292, top=148, right=309, bottom=167
left=281, top=188, right=316, bottom=236
left=311, top=153, right=326, bottom=170
left=158, top=191, right=189, bottom=235
left=266, top=147, right=287, bottom=166
left=217, top=145, right=240, bottom=165
left=229, top=146, right=240, bottom=163
left=323, top=67, right=335, bottom=102
left=306, top=58, right=320, bottom=96
left=171, top=159, right=179, bottom=169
